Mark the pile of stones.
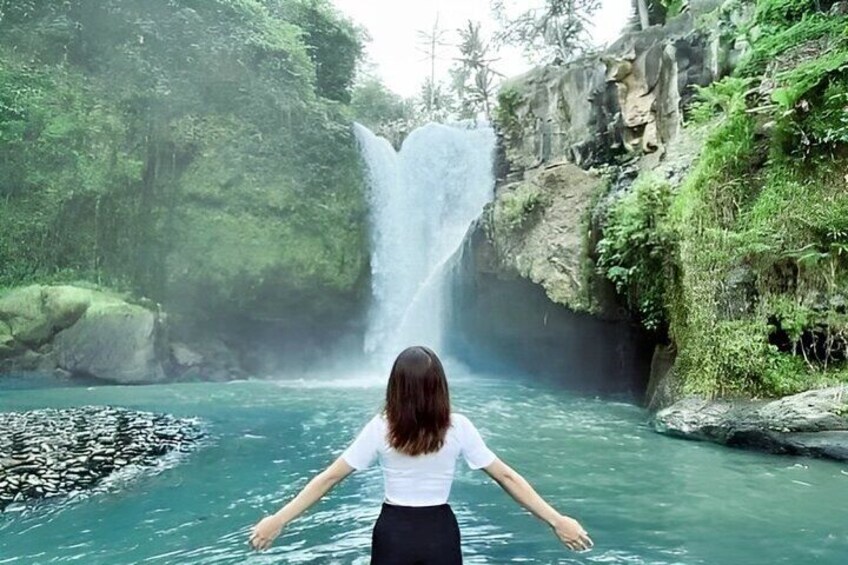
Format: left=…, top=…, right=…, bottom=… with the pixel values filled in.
left=0, top=406, right=204, bottom=511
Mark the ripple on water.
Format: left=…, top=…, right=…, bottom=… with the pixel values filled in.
left=1, top=376, right=848, bottom=564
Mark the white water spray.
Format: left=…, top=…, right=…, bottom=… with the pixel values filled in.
left=354, top=122, right=496, bottom=362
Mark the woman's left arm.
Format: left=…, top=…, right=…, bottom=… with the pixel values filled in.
left=249, top=457, right=355, bottom=551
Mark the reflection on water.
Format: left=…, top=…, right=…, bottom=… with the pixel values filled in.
left=1, top=372, right=847, bottom=564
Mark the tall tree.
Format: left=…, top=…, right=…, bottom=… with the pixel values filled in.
left=417, top=76, right=454, bottom=122
left=636, top=0, right=650, bottom=29
left=451, top=21, right=501, bottom=120
left=492, top=0, right=601, bottom=64
left=416, top=14, right=451, bottom=115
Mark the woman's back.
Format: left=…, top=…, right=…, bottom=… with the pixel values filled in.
left=249, top=346, right=593, bottom=562
left=343, top=413, right=496, bottom=507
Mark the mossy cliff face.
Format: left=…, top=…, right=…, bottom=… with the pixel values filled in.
left=481, top=0, right=848, bottom=404
left=0, top=1, right=370, bottom=369
left=479, top=1, right=733, bottom=319
left=651, top=0, right=848, bottom=403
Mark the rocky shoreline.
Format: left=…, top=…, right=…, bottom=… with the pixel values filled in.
left=0, top=406, right=204, bottom=512
left=653, top=386, right=848, bottom=461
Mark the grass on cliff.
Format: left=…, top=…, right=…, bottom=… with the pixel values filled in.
left=598, top=0, right=848, bottom=398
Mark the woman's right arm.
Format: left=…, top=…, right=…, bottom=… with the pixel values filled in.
left=249, top=457, right=354, bottom=550
left=483, top=458, right=593, bottom=552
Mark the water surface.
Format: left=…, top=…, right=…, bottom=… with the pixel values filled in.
left=1, top=372, right=846, bottom=564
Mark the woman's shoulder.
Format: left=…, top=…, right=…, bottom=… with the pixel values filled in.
left=369, top=412, right=387, bottom=425
left=450, top=413, right=474, bottom=429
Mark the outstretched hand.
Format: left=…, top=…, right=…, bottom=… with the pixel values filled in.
left=552, top=515, right=593, bottom=552
left=249, top=515, right=283, bottom=551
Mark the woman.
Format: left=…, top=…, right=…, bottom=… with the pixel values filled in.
left=249, top=346, right=593, bottom=562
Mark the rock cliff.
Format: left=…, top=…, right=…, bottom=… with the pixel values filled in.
left=478, top=2, right=735, bottom=317
left=466, top=0, right=848, bottom=422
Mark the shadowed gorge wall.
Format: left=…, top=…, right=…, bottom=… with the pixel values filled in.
left=446, top=226, right=654, bottom=397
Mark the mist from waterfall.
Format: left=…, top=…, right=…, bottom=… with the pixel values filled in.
left=354, top=122, right=496, bottom=364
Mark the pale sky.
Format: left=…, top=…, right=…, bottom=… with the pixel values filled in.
left=333, top=0, right=632, bottom=98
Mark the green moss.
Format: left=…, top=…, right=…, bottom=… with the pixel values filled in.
left=598, top=0, right=848, bottom=398
left=736, top=10, right=848, bottom=77
left=493, top=182, right=546, bottom=233
left=753, top=0, right=836, bottom=29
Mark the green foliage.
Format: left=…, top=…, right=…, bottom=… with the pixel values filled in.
left=597, top=175, right=674, bottom=330
left=495, top=86, right=524, bottom=139
left=736, top=11, right=847, bottom=78
left=660, top=0, right=687, bottom=19
left=272, top=0, right=363, bottom=103
left=450, top=20, right=501, bottom=120
left=603, top=0, right=848, bottom=397
left=0, top=0, right=369, bottom=323
left=805, top=77, right=848, bottom=147
left=492, top=0, right=602, bottom=64
left=753, top=0, right=831, bottom=28
left=771, top=53, right=848, bottom=110
left=772, top=66, right=848, bottom=155
left=494, top=183, right=546, bottom=233
left=350, top=76, right=414, bottom=132
left=687, top=76, right=754, bottom=125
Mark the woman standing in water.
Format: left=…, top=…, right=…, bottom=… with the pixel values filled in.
left=249, top=346, right=593, bottom=562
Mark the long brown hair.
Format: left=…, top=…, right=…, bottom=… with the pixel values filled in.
left=385, top=346, right=451, bottom=456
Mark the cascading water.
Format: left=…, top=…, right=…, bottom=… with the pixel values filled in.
left=354, top=122, right=496, bottom=362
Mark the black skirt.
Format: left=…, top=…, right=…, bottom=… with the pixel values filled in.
left=371, top=502, right=463, bottom=565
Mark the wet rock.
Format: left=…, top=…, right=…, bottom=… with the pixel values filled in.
left=54, top=302, right=166, bottom=384
left=717, top=265, right=758, bottom=320
left=645, top=344, right=682, bottom=410
left=0, top=407, right=204, bottom=511
left=170, top=342, right=204, bottom=369
left=653, top=386, right=848, bottom=461
left=0, top=285, right=169, bottom=383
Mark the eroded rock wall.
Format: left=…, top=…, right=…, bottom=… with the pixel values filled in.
left=455, top=2, right=751, bottom=397
left=480, top=9, right=735, bottom=320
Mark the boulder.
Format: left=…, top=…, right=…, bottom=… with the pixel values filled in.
left=0, top=285, right=102, bottom=347
left=0, top=320, right=20, bottom=359
left=0, top=285, right=168, bottom=384
left=170, top=342, right=204, bottom=369
left=0, top=286, right=56, bottom=346
left=54, top=301, right=166, bottom=384
left=653, top=386, right=848, bottom=461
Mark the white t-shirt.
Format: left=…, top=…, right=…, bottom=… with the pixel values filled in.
left=342, top=413, right=497, bottom=507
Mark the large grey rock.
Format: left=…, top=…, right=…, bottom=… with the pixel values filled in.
left=0, top=285, right=168, bottom=383
left=0, top=285, right=107, bottom=347
left=54, top=301, right=166, bottom=384
left=497, top=11, right=724, bottom=175
left=481, top=161, right=608, bottom=312
left=653, top=387, right=848, bottom=461
left=0, top=286, right=57, bottom=346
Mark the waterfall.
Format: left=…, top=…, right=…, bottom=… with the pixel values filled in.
left=354, top=122, right=496, bottom=362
